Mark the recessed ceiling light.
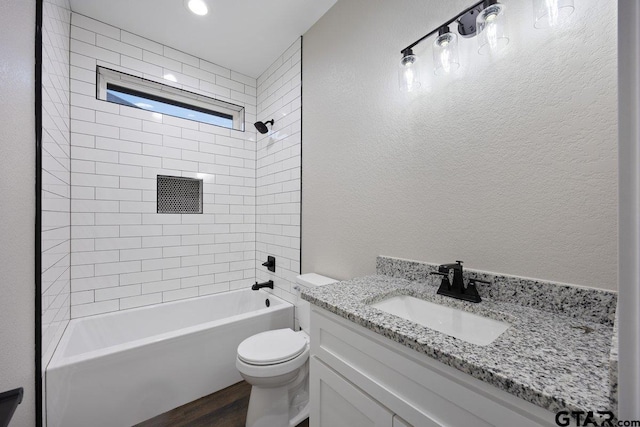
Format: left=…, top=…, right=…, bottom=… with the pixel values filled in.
left=186, top=0, right=208, bottom=16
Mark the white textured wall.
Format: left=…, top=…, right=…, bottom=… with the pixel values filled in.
left=0, top=0, right=36, bottom=424
left=302, top=0, right=618, bottom=290
left=69, top=14, right=258, bottom=317
left=255, top=38, right=302, bottom=317
left=42, top=0, right=71, bottom=371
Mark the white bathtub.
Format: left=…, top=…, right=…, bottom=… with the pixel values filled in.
left=46, top=289, right=293, bottom=427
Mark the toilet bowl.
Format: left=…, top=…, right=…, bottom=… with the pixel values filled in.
left=236, top=273, right=337, bottom=427
left=236, top=329, right=310, bottom=427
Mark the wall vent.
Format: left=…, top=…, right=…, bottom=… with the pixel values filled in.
left=157, top=175, right=203, bottom=214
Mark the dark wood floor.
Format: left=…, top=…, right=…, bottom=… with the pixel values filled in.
left=136, top=381, right=309, bottom=427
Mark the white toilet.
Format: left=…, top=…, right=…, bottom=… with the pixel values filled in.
left=236, top=273, right=337, bottom=427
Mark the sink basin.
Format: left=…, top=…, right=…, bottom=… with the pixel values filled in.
left=369, top=295, right=510, bottom=346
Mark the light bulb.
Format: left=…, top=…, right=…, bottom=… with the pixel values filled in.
left=433, top=32, right=460, bottom=76
left=546, top=0, right=560, bottom=25
left=486, top=19, right=499, bottom=50
left=477, top=2, right=509, bottom=55
left=399, top=50, right=421, bottom=92
left=533, top=0, right=574, bottom=29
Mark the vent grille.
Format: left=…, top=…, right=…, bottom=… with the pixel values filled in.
left=157, top=175, right=203, bottom=214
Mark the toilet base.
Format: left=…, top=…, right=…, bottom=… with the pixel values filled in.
left=246, top=384, right=290, bottom=427
left=288, top=401, right=310, bottom=427
left=244, top=362, right=309, bottom=427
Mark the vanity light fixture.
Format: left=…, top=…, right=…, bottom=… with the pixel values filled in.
left=398, top=0, right=509, bottom=91
left=398, top=0, right=576, bottom=91
left=532, top=0, right=574, bottom=29
left=186, top=0, right=208, bottom=16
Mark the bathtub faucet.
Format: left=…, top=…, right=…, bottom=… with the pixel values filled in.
left=252, top=280, right=274, bottom=290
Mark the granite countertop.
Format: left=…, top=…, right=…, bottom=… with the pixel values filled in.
left=301, top=274, right=615, bottom=416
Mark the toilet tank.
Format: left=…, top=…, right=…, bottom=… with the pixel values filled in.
left=296, top=273, right=337, bottom=332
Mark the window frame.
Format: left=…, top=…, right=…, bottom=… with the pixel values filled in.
left=96, top=66, right=245, bottom=131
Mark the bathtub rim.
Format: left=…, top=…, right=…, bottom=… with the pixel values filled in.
left=47, top=289, right=291, bottom=371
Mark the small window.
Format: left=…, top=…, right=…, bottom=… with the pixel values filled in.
left=97, top=67, right=244, bottom=131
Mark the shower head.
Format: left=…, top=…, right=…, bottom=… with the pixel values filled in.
left=254, top=119, right=274, bottom=134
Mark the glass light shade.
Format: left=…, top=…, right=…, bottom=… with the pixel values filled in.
left=533, top=0, right=574, bottom=29
left=398, top=51, right=421, bottom=92
left=476, top=3, right=509, bottom=55
left=433, top=32, right=460, bottom=76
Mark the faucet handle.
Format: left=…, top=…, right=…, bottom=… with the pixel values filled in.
left=464, top=280, right=483, bottom=303
left=468, top=278, right=490, bottom=285
left=431, top=271, right=451, bottom=293
left=456, top=260, right=464, bottom=265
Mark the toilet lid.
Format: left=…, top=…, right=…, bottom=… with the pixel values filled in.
left=237, top=329, right=308, bottom=366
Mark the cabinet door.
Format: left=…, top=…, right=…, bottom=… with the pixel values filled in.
left=310, top=356, right=393, bottom=427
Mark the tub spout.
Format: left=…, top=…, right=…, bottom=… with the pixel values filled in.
left=252, top=280, right=274, bottom=290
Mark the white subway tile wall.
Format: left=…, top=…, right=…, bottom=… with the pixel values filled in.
left=42, top=0, right=71, bottom=368
left=69, top=13, right=259, bottom=317
left=255, top=38, right=303, bottom=323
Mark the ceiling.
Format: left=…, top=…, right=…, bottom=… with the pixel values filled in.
left=69, top=0, right=337, bottom=78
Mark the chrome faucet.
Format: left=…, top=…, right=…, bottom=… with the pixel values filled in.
left=430, top=261, right=489, bottom=303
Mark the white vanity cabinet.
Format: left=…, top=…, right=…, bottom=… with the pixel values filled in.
left=310, top=357, right=393, bottom=427
left=309, top=307, right=558, bottom=427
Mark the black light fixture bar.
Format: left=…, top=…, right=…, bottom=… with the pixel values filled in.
left=400, top=0, right=489, bottom=54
